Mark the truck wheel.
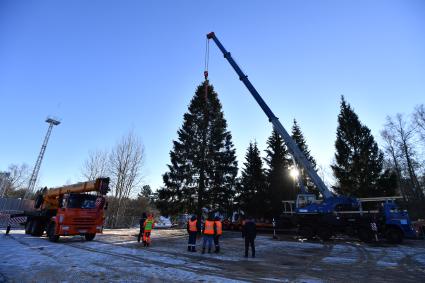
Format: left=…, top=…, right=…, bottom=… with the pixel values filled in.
left=85, top=233, right=96, bottom=241
left=299, top=225, right=315, bottom=240
left=317, top=226, right=332, bottom=241
left=47, top=223, right=59, bottom=242
left=31, top=220, right=44, bottom=237
left=30, top=220, right=39, bottom=236
left=386, top=227, right=403, bottom=244
left=358, top=227, right=373, bottom=243
left=25, top=220, right=33, bottom=235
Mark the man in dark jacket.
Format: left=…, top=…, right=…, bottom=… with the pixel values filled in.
left=242, top=216, right=256, bottom=258
left=137, top=212, right=147, bottom=243
left=213, top=215, right=222, bottom=253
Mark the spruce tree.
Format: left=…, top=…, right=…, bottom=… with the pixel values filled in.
left=291, top=119, right=318, bottom=194
left=158, top=81, right=238, bottom=216
left=331, top=96, right=385, bottom=197
left=238, top=142, right=267, bottom=217
left=264, top=129, right=293, bottom=218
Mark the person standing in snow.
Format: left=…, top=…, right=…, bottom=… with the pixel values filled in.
left=143, top=213, right=155, bottom=247
left=242, top=216, right=256, bottom=258
left=213, top=215, right=222, bottom=253
left=187, top=214, right=199, bottom=252
left=138, top=212, right=147, bottom=243
left=201, top=214, right=216, bottom=254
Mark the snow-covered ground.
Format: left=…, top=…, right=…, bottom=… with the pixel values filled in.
left=0, top=228, right=424, bottom=282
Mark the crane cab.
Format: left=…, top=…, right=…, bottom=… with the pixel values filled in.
left=295, top=194, right=318, bottom=211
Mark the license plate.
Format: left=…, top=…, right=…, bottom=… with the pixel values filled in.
left=79, top=230, right=87, bottom=233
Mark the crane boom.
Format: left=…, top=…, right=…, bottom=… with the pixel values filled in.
left=45, top=177, right=110, bottom=198
left=207, top=32, right=333, bottom=199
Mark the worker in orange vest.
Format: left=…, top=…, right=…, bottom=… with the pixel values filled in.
left=142, top=213, right=155, bottom=247
left=213, top=215, right=222, bottom=253
left=202, top=214, right=216, bottom=254
left=187, top=214, right=199, bottom=252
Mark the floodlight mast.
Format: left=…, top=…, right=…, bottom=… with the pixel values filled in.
left=25, top=117, right=61, bottom=199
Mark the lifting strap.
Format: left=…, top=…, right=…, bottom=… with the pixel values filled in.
left=204, top=37, right=210, bottom=103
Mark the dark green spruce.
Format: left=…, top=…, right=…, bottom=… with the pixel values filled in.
left=264, top=129, right=293, bottom=218
left=157, top=81, right=238, bottom=216
left=238, top=142, right=267, bottom=217
left=291, top=119, right=319, bottom=195
left=331, top=96, right=395, bottom=197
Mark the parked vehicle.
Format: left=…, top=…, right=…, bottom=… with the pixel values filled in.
left=22, top=178, right=109, bottom=242
left=154, top=216, right=173, bottom=229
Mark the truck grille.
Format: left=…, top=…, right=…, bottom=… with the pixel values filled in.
left=73, top=217, right=96, bottom=225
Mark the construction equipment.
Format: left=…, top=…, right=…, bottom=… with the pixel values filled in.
left=23, top=177, right=109, bottom=242
left=207, top=32, right=417, bottom=243
left=25, top=117, right=61, bottom=199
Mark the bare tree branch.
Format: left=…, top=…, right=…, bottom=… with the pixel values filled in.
left=384, top=114, right=423, bottom=201
left=1, top=164, right=30, bottom=197
left=81, top=150, right=109, bottom=180
left=414, top=104, right=425, bottom=143
left=109, top=131, right=145, bottom=227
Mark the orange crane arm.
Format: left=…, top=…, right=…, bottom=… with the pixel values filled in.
left=35, top=178, right=110, bottom=210
left=45, top=178, right=110, bottom=197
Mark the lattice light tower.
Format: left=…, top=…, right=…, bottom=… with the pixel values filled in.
left=25, top=117, right=61, bottom=199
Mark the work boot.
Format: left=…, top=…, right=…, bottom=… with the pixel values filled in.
left=192, top=246, right=196, bottom=252
left=188, top=246, right=191, bottom=252
left=202, top=247, right=205, bottom=254
left=208, top=247, right=211, bottom=253
left=143, top=241, right=146, bottom=247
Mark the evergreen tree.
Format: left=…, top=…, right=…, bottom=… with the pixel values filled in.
left=238, top=142, right=267, bottom=217
left=158, top=81, right=238, bottom=216
left=291, top=119, right=317, bottom=170
left=264, top=129, right=293, bottom=218
left=331, top=96, right=385, bottom=197
left=291, top=119, right=318, bottom=194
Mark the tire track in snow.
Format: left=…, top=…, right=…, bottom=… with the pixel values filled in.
left=8, top=234, right=247, bottom=282
left=65, top=241, right=249, bottom=282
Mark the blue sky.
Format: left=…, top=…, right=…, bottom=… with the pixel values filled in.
left=1, top=0, right=424, bottom=192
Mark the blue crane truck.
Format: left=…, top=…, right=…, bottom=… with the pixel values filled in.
left=207, top=32, right=417, bottom=244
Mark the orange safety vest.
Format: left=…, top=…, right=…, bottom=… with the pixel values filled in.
left=188, top=219, right=197, bottom=232
left=203, top=220, right=215, bottom=235
left=215, top=220, right=222, bottom=235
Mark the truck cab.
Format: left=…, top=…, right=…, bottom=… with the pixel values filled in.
left=50, top=193, right=105, bottom=241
